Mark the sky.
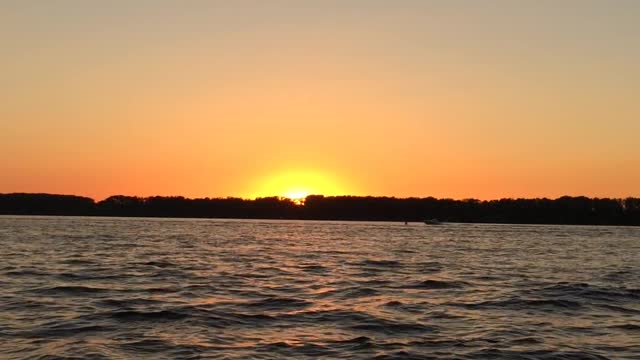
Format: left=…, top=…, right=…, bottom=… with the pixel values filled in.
left=2, top=1, right=639, bottom=200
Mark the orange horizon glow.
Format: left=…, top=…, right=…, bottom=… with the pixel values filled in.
left=1, top=2, right=639, bottom=201
left=242, top=169, right=354, bottom=201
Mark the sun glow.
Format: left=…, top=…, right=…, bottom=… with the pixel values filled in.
left=247, top=169, right=349, bottom=201
left=284, top=189, right=310, bottom=201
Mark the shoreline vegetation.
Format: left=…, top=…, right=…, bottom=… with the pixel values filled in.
left=1, top=193, right=639, bottom=226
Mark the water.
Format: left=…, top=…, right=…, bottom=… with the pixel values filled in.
left=1, top=216, right=639, bottom=359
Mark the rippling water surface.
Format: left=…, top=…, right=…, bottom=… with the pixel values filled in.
left=1, top=216, right=639, bottom=359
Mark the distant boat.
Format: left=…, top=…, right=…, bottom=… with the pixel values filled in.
left=423, top=218, right=442, bottom=225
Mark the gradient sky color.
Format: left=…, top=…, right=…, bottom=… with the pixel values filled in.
left=2, top=1, right=639, bottom=200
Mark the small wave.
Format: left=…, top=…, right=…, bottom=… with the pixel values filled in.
left=55, top=272, right=127, bottom=281
left=215, top=312, right=277, bottom=327
left=255, top=342, right=332, bottom=357
left=143, top=261, right=176, bottom=268
left=539, top=282, right=640, bottom=301
left=1, top=299, right=53, bottom=311
left=21, top=324, right=110, bottom=338
left=62, top=259, right=96, bottom=265
left=455, top=297, right=582, bottom=311
left=30, top=285, right=111, bottom=295
left=359, top=259, right=402, bottom=267
left=280, top=310, right=437, bottom=335
left=406, top=339, right=466, bottom=348
left=121, top=338, right=207, bottom=358
left=5, top=269, right=49, bottom=277
left=415, top=261, right=442, bottom=273
left=383, top=300, right=434, bottom=315
left=356, top=279, right=391, bottom=286
left=373, top=350, right=426, bottom=360
left=325, top=337, right=375, bottom=352
left=340, top=287, right=380, bottom=299
left=384, top=300, right=403, bottom=307
left=110, top=309, right=188, bottom=322
left=141, top=287, right=180, bottom=294
left=425, top=310, right=464, bottom=319
left=469, top=348, right=611, bottom=360
left=314, top=286, right=380, bottom=299
left=242, top=272, right=272, bottom=279
left=150, top=269, right=188, bottom=279
left=608, top=323, right=640, bottom=331
left=603, top=269, right=635, bottom=280
left=97, top=298, right=164, bottom=308
left=349, top=316, right=437, bottom=335
left=282, top=308, right=373, bottom=326
left=406, top=279, right=467, bottom=290
left=120, top=339, right=175, bottom=353
left=333, top=336, right=373, bottom=348
left=299, top=264, right=328, bottom=274
left=244, top=296, right=312, bottom=310
left=597, top=303, right=640, bottom=315
left=507, top=336, right=544, bottom=345
left=469, top=274, right=506, bottom=281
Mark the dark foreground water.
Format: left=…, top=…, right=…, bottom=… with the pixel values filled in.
left=1, top=216, right=639, bottom=359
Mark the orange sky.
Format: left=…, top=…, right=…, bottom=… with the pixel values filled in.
left=2, top=1, right=639, bottom=200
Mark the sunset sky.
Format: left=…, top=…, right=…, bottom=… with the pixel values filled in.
left=2, top=1, right=639, bottom=200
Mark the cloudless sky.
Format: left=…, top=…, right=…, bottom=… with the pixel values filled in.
left=2, top=1, right=639, bottom=200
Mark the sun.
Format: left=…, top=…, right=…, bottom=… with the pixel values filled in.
left=247, top=169, right=349, bottom=202
left=283, top=189, right=310, bottom=202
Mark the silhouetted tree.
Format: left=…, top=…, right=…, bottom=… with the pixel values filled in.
left=0, top=193, right=95, bottom=215
left=1, top=193, right=639, bottom=225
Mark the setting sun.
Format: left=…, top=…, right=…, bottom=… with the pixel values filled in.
left=246, top=169, right=350, bottom=200
left=283, top=189, right=310, bottom=202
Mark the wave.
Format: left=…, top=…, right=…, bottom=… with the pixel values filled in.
left=21, top=324, right=111, bottom=338
left=468, top=348, right=611, bottom=360
left=5, top=269, right=49, bottom=277
left=120, top=339, right=176, bottom=353
left=280, top=308, right=437, bottom=335
left=142, top=260, right=177, bottom=268
left=360, top=259, right=402, bottom=267
left=299, top=264, right=329, bottom=274
left=109, top=309, right=189, bottom=322
left=62, top=259, right=97, bottom=265
left=537, top=282, right=640, bottom=301
left=415, top=261, right=443, bottom=273
left=406, top=279, right=468, bottom=290
left=454, top=297, right=583, bottom=311
left=312, top=286, right=381, bottom=299
left=350, top=321, right=436, bottom=335
left=244, top=296, right=312, bottom=310
left=596, top=303, right=640, bottom=314
left=97, top=298, right=165, bottom=308
left=372, top=350, right=428, bottom=360
left=608, top=323, right=640, bottom=331
left=55, top=272, right=128, bottom=281
left=119, top=339, right=207, bottom=358
left=331, top=336, right=374, bottom=350
left=30, top=285, right=112, bottom=295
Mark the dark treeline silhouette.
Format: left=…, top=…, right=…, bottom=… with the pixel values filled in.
left=1, top=193, right=640, bottom=226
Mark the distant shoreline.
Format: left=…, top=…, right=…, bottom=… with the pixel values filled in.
left=1, top=193, right=639, bottom=226
left=4, top=214, right=640, bottom=228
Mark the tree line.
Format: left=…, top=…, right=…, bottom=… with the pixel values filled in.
left=1, top=193, right=639, bottom=225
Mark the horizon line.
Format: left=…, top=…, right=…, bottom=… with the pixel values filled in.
left=2, top=192, right=639, bottom=203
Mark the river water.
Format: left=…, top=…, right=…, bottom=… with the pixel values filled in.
left=1, top=216, right=639, bottom=359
